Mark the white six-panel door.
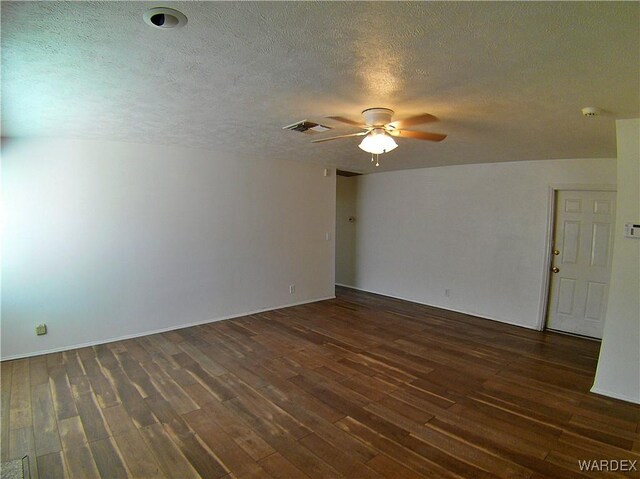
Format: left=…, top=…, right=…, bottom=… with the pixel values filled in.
left=546, top=190, right=616, bottom=339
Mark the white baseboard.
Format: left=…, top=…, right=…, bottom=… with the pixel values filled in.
left=590, top=386, right=640, bottom=405
left=0, top=295, right=336, bottom=361
left=335, top=283, right=539, bottom=331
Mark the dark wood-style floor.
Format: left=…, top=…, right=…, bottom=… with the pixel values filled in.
left=2, top=287, right=639, bottom=478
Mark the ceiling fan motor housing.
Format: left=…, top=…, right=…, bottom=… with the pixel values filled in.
left=362, top=108, right=394, bottom=127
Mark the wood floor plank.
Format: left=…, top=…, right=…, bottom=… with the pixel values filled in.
left=428, top=415, right=550, bottom=461
left=93, top=345, right=120, bottom=372
left=407, top=421, right=533, bottom=479
left=376, top=394, right=435, bottom=423
left=113, top=429, right=166, bottom=479
left=1, top=361, right=13, bottom=461
left=80, top=357, right=119, bottom=409
left=146, top=334, right=182, bottom=357
left=259, top=384, right=375, bottom=463
left=335, top=416, right=458, bottom=479
left=88, top=437, right=129, bottom=479
left=177, top=341, right=228, bottom=376
left=45, top=353, right=64, bottom=371
left=63, top=444, right=100, bottom=479
left=224, top=398, right=343, bottom=479
left=69, top=375, right=92, bottom=397
left=36, top=451, right=66, bottom=479
left=140, top=422, right=202, bottom=479
left=8, top=429, right=39, bottom=479
left=9, top=426, right=35, bottom=461
left=178, top=359, right=236, bottom=402
left=101, top=404, right=137, bottom=437
left=144, top=394, right=227, bottom=478
left=49, top=366, right=78, bottom=421
left=261, top=378, right=345, bottom=423
left=202, top=399, right=276, bottom=461
left=31, top=382, right=62, bottom=456
left=9, top=359, right=32, bottom=430
left=258, top=452, right=310, bottom=479
left=101, top=367, right=157, bottom=428
left=58, top=416, right=88, bottom=451
left=89, top=375, right=120, bottom=409
left=366, top=453, right=427, bottom=479
left=298, top=433, right=384, bottom=479
left=63, top=351, right=85, bottom=378
left=73, top=390, right=110, bottom=442
left=165, top=418, right=236, bottom=479
left=182, top=382, right=217, bottom=407
left=142, top=360, right=199, bottom=414
left=183, top=407, right=258, bottom=477
left=29, top=357, right=49, bottom=387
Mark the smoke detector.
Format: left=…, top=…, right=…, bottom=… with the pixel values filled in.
left=581, top=107, right=601, bottom=117
left=143, top=7, right=188, bottom=29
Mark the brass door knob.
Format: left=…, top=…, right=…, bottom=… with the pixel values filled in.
left=553, top=249, right=560, bottom=255
left=552, top=267, right=560, bottom=273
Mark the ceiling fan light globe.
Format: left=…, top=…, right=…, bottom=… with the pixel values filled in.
left=358, top=133, right=398, bottom=155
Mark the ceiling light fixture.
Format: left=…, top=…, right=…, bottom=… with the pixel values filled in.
left=358, top=128, right=398, bottom=155
left=358, top=128, right=398, bottom=166
left=143, top=7, right=188, bottom=29
left=307, top=107, right=446, bottom=168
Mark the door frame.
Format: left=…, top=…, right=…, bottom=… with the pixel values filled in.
left=535, top=184, right=617, bottom=332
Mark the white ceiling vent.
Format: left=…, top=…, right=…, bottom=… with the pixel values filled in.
left=143, top=8, right=188, bottom=29
left=282, top=120, right=332, bottom=134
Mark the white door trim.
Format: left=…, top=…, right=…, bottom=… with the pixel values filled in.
left=535, top=184, right=617, bottom=331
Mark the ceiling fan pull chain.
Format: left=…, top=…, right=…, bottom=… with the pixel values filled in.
left=375, top=154, right=380, bottom=167
left=371, top=153, right=374, bottom=163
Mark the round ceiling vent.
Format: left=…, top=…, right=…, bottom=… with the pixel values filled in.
left=143, top=7, right=187, bottom=29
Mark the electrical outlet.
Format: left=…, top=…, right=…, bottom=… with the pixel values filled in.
left=36, top=324, right=47, bottom=336
left=289, top=284, right=295, bottom=294
left=445, top=289, right=451, bottom=297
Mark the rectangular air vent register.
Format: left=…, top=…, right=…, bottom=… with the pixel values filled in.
left=282, top=120, right=332, bottom=134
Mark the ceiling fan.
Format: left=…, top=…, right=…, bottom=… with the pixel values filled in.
left=313, top=108, right=447, bottom=166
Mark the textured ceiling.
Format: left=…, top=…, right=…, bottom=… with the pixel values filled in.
left=2, top=1, right=639, bottom=173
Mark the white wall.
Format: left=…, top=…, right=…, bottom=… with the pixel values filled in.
left=592, top=119, right=640, bottom=404
left=336, top=176, right=357, bottom=286
left=1, top=138, right=335, bottom=359
left=339, top=158, right=616, bottom=329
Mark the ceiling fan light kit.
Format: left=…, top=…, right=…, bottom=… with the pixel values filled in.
left=358, top=129, right=398, bottom=155
left=306, top=107, right=447, bottom=167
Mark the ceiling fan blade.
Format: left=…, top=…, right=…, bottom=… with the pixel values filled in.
left=388, top=113, right=439, bottom=130
left=327, top=116, right=366, bottom=128
left=388, top=129, right=447, bottom=142
left=311, top=132, right=368, bottom=143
